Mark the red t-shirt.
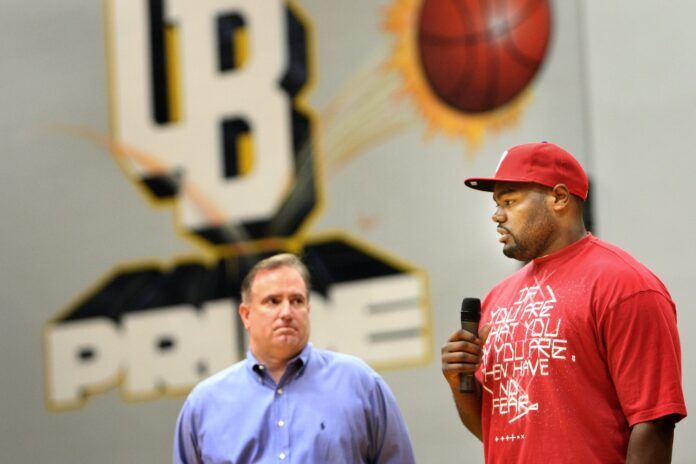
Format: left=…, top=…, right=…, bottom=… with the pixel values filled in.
left=476, top=234, right=686, bottom=463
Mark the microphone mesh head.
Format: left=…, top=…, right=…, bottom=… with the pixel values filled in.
left=460, top=298, right=481, bottom=322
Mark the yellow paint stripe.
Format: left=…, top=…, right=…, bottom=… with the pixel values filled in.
left=233, top=26, right=248, bottom=68
left=165, top=24, right=182, bottom=121
left=237, top=132, right=253, bottom=175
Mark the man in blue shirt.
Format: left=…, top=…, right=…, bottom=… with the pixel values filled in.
left=173, top=253, right=416, bottom=463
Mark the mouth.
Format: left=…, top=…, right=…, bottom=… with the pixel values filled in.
left=497, top=227, right=511, bottom=243
left=275, top=326, right=297, bottom=335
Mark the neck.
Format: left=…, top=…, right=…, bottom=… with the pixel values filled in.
left=255, top=354, right=288, bottom=383
left=267, top=364, right=287, bottom=384
left=544, top=221, right=588, bottom=257
left=251, top=348, right=303, bottom=383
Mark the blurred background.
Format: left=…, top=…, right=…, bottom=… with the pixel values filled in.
left=1, top=0, right=694, bottom=462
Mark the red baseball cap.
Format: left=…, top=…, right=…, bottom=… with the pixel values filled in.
left=464, top=142, right=589, bottom=200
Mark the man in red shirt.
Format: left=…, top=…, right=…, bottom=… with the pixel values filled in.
left=441, top=142, right=686, bottom=463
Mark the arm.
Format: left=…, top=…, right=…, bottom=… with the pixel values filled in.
left=173, top=397, right=202, bottom=464
left=440, top=325, right=490, bottom=441
left=626, top=416, right=676, bottom=464
left=599, top=291, right=686, bottom=462
left=369, top=377, right=417, bottom=464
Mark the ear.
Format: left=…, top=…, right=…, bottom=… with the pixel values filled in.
left=239, top=303, right=251, bottom=330
left=550, top=184, right=571, bottom=211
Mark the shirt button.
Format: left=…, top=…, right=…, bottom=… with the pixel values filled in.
left=277, top=388, right=283, bottom=395
left=278, top=420, right=285, bottom=427
left=279, top=452, right=286, bottom=460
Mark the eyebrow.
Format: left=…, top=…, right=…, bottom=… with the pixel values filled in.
left=493, top=186, right=518, bottom=201
left=262, top=292, right=307, bottom=300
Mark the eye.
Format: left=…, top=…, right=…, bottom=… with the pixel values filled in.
left=493, top=200, right=510, bottom=209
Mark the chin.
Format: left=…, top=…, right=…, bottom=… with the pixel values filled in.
left=503, top=247, right=527, bottom=262
left=502, top=246, right=517, bottom=259
left=275, top=335, right=304, bottom=350
left=275, top=335, right=297, bottom=345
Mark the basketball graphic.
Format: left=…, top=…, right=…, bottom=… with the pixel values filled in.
left=417, top=0, right=552, bottom=113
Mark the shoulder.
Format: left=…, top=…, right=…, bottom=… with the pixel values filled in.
left=308, top=349, right=403, bottom=412
left=312, top=348, right=377, bottom=374
left=584, top=236, right=646, bottom=270
left=565, top=238, right=677, bottom=323
left=310, top=348, right=383, bottom=386
left=185, top=359, right=247, bottom=405
left=582, top=237, right=669, bottom=293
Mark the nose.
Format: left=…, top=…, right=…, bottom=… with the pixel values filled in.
left=278, top=300, right=293, bottom=319
left=492, top=206, right=505, bottom=223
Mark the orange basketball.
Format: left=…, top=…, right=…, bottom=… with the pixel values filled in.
left=417, top=0, right=552, bottom=113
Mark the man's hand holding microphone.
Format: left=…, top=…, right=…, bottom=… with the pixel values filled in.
left=440, top=298, right=491, bottom=440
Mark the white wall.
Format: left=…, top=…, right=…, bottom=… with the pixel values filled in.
left=583, top=2, right=696, bottom=461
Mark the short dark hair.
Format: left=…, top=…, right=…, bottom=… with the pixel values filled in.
left=240, top=253, right=311, bottom=303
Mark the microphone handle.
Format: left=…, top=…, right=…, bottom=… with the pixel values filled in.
left=459, top=320, right=479, bottom=393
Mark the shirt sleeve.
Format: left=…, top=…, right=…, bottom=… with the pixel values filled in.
left=368, top=376, right=416, bottom=464
left=600, top=290, right=687, bottom=426
left=173, top=395, right=202, bottom=464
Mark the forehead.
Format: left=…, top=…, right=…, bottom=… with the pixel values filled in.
left=493, top=182, right=544, bottom=198
left=250, top=266, right=308, bottom=296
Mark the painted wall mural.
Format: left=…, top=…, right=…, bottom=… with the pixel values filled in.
left=43, top=0, right=552, bottom=410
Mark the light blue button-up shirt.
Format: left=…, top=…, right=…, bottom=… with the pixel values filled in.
left=173, top=343, right=415, bottom=463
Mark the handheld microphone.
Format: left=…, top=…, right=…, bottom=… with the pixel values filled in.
left=459, top=298, right=481, bottom=393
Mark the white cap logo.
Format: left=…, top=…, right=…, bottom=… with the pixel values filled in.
left=495, top=150, right=509, bottom=175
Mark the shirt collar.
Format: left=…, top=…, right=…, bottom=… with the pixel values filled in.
left=532, top=232, right=594, bottom=266
left=246, top=343, right=313, bottom=380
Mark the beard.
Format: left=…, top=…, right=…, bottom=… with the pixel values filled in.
left=502, top=201, right=556, bottom=262
left=503, top=237, right=540, bottom=262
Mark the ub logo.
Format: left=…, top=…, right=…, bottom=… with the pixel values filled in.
left=44, top=0, right=431, bottom=411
